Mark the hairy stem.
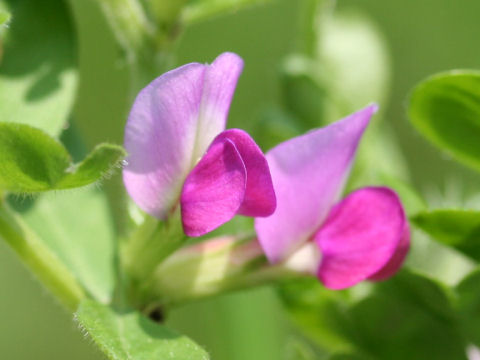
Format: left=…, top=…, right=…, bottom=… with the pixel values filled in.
left=0, top=200, right=85, bottom=311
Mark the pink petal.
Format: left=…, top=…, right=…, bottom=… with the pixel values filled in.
left=255, top=105, right=377, bottom=263
left=123, top=53, right=243, bottom=218
left=315, top=187, right=408, bottom=290
left=215, top=129, right=276, bottom=217
left=181, top=137, right=246, bottom=237
left=368, top=221, right=410, bottom=282
left=193, top=53, right=245, bottom=161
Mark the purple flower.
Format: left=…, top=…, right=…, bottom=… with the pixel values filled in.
left=123, top=53, right=276, bottom=236
left=255, top=105, right=410, bottom=289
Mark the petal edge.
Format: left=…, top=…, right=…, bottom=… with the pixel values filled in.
left=181, top=137, right=247, bottom=237
left=315, top=187, right=408, bottom=290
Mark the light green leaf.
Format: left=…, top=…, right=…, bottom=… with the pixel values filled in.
left=21, top=188, right=117, bottom=303
left=0, top=9, right=9, bottom=26
left=318, top=10, right=390, bottom=121
left=281, top=9, right=390, bottom=127
left=413, top=209, right=480, bottom=262
left=57, top=143, right=126, bottom=189
left=0, top=0, right=77, bottom=135
left=0, top=123, right=126, bottom=193
left=0, top=123, right=71, bottom=192
left=409, top=71, right=480, bottom=172
left=284, top=337, right=327, bottom=360
left=77, top=300, right=210, bottom=360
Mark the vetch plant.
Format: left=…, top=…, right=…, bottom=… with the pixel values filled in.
left=4, top=1, right=480, bottom=359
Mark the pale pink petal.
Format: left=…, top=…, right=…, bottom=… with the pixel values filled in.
left=216, top=129, right=276, bottom=217
left=255, top=105, right=377, bottom=263
left=123, top=53, right=243, bottom=218
left=315, top=187, right=408, bottom=290
left=123, top=63, right=204, bottom=218
left=181, top=137, right=246, bottom=237
left=192, top=53, right=245, bottom=162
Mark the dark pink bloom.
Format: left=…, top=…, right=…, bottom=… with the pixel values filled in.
left=255, top=105, right=410, bottom=289
left=123, top=53, right=276, bottom=236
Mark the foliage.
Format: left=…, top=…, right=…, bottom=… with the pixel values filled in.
left=0, top=0, right=77, bottom=136
left=0, top=123, right=126, bottom=193
left=409, top=71, right=480, bottom=173
left=76, top=300, right=210, bottom=360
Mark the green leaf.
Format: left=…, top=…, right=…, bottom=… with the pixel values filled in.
left=278, top=277, right=357, bottom=354
left=57, top=143, right=126, bottom=189
left=282, top=9, right=390, bottom=126
left=408, top=71, right=480, bottom=172
left=254, top=106, right=302, bottom=150
left=347, top=270, right=466, bottom=360
left=0, top=0, right=77, bottom=135
left=456, top=267, right=480, bottom=347
left=21, top=188, right=117, bottom=303
left=0, top=123, right=71, bottom=192
left=328, top=354, right=373, bottom=360
left=76, top=300, right=210, bottom=360
left=413, top=209, right=480, bottom=262
left=284, top=340, right=315, bottom=360
left=280, top=55, right=328, bottom=130
left=279, top=270, right=467, bottom=360
left=0, top=123, right=126, bottom=193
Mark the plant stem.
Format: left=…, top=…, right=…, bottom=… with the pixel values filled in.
left=97, top=0, right=157, bottom=58
left=0, top=200, right=85, bottom=311
left=121, top=210, right=188, bottom=306
left=298, top=0, right=335, bottom=58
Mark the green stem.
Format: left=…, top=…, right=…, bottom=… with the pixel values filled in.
left=121, top=210, right=188, bottom=306
left=97, top=0, right=181, bottom=93
left=97, top=0, right=157, bottom=57
left=298, top=0, right=335, bottom=58
left=147, top=0, right=188, bottom=29
left=0, top=201, right=85, bottom=311
left=182, top=0, right=271, bottom=25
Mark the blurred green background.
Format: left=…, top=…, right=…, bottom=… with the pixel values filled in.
left=1, top=0, right=480, bottom=358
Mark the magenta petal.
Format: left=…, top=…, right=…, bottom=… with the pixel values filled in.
left=123, top=53, right=243, bottom=219
left=368, top=222, right=410, bottom=282
left=315, top=187, right=408, bottom=290
left=255, top=105, right=377, bottom=263
left=215, top=129, right=276, bottom=217
left=181, top=137, right=247, bottom=237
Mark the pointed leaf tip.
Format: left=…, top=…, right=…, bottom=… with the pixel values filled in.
left=0, top=123, right=125, bottom=193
